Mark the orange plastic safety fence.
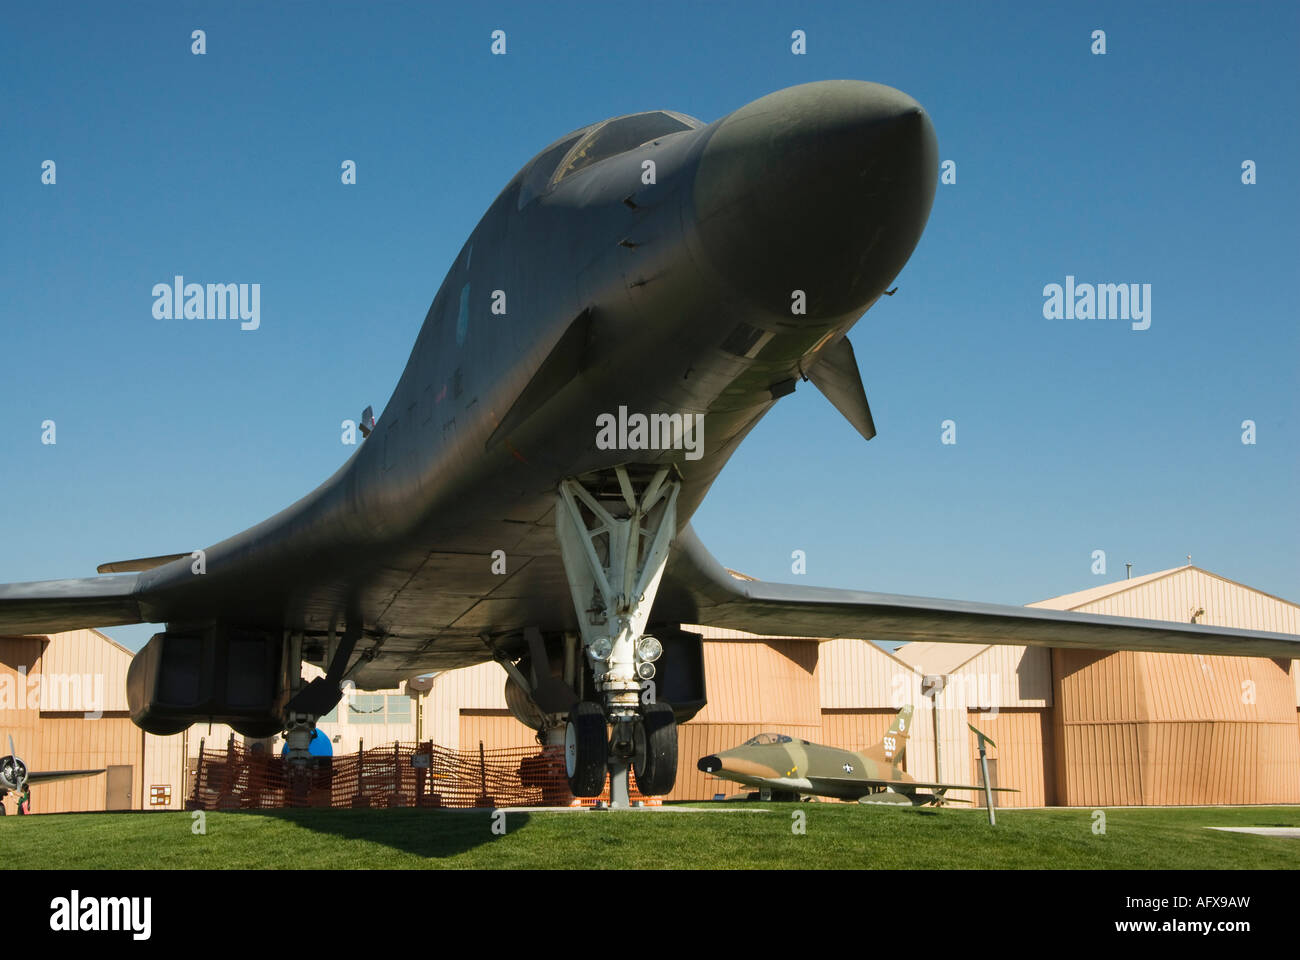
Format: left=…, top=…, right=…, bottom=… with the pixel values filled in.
left=186, top=740, right=657, bottom=811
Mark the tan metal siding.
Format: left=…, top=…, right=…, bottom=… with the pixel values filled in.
left=820, top=709, right=898, bottom=752
left=1068, top=567, right=1300, bottom=634
left=816, top=637, right=918, bottom=709
left=426, top=661, right=512, bottom=749
left=458, top=709, right=539, bottom=750
left=28, top=716, right=144, bottom=814
left=143, top=731, right=188, bottom=810
left=966, top=708, right=1054, bottom=806
left=946, top=644, right=1052, bottom=709
left=1053, top=647, right=1300, bottom=805
left=693, top=639, right=821, bottom=726
left=37, top=629, right=132, bottom=713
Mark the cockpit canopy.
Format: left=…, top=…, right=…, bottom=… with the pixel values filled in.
left=742, top=733, right=794, bottom=747
left=517, top=110, right=702, bottom=209
left=551, top=110, right=700, bottom=185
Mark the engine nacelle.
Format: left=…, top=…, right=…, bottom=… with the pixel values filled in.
left=648, top=627, right=707, bottom=725
left=126, top=626, right=284, bottom=736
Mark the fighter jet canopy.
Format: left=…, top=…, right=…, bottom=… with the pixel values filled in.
left=742, top=733, right=795, bottom=746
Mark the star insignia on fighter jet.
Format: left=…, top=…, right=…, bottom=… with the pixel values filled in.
left=843, top=762, right=854, bottom=773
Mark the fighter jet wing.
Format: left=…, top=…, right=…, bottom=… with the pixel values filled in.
left=811, top=777, right=1016, bottom=793
left=27, top=769, right=107, bottom=784
left=656, top=526, right=1300, bottom=658
left=0, top=575, right=143, bottom=635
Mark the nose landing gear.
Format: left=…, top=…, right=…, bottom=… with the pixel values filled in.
left=555, top=465, right=682, bottom=805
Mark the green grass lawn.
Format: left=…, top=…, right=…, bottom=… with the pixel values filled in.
left=6, top=804, right=1298, bottom=869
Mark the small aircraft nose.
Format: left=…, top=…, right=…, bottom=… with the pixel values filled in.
left=692, top=80, right=938, bottom=320
left=698, top=755, right=721, bottom=773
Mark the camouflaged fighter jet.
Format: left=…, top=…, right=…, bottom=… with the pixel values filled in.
left=3, top=80, right=1298, bottom=808
left=698, top=706, right=1017, bottom=805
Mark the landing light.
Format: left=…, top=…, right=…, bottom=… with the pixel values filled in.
left=636, top=662, right=656, bottom=680
left=589, top=637, right=613, bottom=661
left=636, top=636, right=662, bottom=662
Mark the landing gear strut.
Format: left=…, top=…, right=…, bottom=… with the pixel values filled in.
left=282, top=622, right=362, bottom=771
left=555, top=465, right=681, bottom=805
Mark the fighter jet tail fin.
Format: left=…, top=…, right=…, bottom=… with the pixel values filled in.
left=805, top=335, right=876, bottom=442
left=863, top=703, right=912, bottom=767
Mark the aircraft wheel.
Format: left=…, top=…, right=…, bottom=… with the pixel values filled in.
left=565, top=702, right=608, bottom=797
left=632, top=702, right=677, bottom=796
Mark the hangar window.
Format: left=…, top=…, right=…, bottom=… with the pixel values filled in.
left=552, top=111, right=701, bottom=186
left=348, top=694, right=387, bottom=723
left=342, top=694, right=411, bottom=724
left=743, top=733, right=793, bottom=746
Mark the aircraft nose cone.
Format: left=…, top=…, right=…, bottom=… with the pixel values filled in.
left=698, top=755, right=721, bottom=773
left=693, top=80, right=938, bottom=320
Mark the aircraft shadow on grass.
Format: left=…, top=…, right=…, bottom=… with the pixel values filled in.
left=227, top=807, right=531, bottom=860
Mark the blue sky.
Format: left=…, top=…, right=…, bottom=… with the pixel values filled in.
left=2, top=2, right=1296, bottom=652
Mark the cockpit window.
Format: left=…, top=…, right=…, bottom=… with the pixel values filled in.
left=517, top=131, right=587, bottom=210
left=742, top=733, right=793, bottom=746
left=552, top=111, right=700, bottom=186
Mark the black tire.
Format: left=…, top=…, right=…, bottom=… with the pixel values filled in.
left=565, top=701, right=608, bottom=797
left=633, top=702, right=677, bottom=796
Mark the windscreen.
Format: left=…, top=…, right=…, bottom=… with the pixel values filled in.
left=552, top=111, right=699, bottom=185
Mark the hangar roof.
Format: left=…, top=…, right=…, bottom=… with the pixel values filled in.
left=895, top=565, right=1300, bottom=677
left=1028, top=566, right=1193, bottom=610
left=891, top=640, right=983, bottom=675
left=1028, top=564, right=1298, bottom=616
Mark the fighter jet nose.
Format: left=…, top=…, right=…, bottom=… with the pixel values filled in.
left=698, top=755, right=721, bottom=773
left=692, top=80, right=938, bottom=320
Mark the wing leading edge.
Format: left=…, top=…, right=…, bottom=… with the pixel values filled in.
left=0, top=575, right=143, bottom=635
left=657, top=526, right=1300, bottom=659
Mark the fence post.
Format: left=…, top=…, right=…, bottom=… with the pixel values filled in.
left=192, top=737, right=206, bottom=807
left=479, top=740, right=488, bottom=798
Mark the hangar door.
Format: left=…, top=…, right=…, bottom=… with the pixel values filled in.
left=106, top=765, right=133, bottom=810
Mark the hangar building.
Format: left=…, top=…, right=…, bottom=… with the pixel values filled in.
left=421, top=564, right=1300, bottom=805
left=2, top=564, right=1297, bottom=810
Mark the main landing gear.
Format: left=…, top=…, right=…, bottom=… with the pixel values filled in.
left=556, top=465, right=681, bottom=805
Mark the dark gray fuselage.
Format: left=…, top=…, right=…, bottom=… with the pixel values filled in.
left=131, top=81, right=939, bottom=686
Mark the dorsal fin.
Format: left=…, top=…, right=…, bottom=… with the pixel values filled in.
left=96, top=554, right=188, bottom=574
